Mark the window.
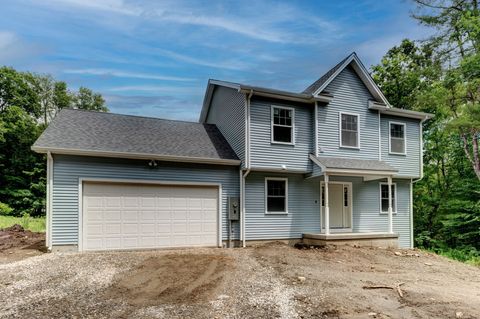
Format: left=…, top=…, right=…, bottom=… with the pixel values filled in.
left=272, top=106, right=294, bottom=144
left=265, top=178, right=288, bottom=213
left=340, top=112, right=359, bottom=148
left=389, top=122, right=406, bottom=155
left=380, top=183, right=396, bottom=214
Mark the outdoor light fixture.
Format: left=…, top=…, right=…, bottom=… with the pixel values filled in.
left=148, top=160, right=158, bottom=168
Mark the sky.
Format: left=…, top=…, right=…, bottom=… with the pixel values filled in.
left=0, top=0, right=432, bottom=121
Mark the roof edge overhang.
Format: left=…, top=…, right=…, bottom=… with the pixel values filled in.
left=311, top=53, right=391, bottom=107
left=368, top=101, right=434, bottom=121
left=31, top=146, right=242, bottom=166
left=199, top=79, right=333, bottom=122
left=309, top=154, right=398, bottom=176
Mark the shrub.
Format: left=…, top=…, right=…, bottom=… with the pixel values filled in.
left=0, top=202, right=13, bottom=215
left=21, top=213, right=30, bottom=230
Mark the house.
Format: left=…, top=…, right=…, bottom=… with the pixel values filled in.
left=32, top=53, right=432, bottom=252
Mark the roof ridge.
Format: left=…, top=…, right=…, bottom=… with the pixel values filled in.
left=61, top=108, right=206, bottom=125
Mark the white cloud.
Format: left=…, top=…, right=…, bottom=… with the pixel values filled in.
left=107, top=85, right=200, bottom=93
left=63, top=68, right=195, bottom=81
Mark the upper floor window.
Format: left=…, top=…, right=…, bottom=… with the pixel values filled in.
left=340, top=112, right=359, bottom=148
left=265, top=178, right=288, bottom=214
left=271, top=106, right=294, bottom=144
left=389, top=122, right=406, bottom=155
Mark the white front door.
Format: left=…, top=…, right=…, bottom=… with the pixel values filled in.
left=321, top=182, right=352, bottom=231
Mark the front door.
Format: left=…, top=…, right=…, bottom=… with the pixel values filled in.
left=321, top=182, right=352, bottom=231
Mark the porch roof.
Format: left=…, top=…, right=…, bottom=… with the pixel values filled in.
left=310, top=155, right=398, bottom=176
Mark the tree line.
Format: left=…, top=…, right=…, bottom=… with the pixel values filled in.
left=371, top=0, right=480, bottom=263
left=0, top=67, right=108, bottom=217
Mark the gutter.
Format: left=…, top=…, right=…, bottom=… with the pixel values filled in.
left=368, top=101, right=434, bottom=121
left=31, top=147, right=241, bottom=166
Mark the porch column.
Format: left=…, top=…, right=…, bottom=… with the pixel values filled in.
left=324, top=173, right=330, bottom=235
left=387, top=176, right=393, bottom=234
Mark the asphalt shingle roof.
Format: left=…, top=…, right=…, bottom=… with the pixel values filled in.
left=33, top=109, right=239, bottom=161
left=313, top=156, right=397, bottom=172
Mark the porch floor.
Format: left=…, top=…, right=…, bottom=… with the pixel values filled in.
left=302, top=232, right=399, bottom=248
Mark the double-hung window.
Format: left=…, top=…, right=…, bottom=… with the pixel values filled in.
left=340, top=112, right=359, bottom=148
left=272, top=106, right=294, bottom=144
left=380, top=183, right=396, bottom=214
left=265, top=178, right=288, bottom=214
left=389, top=122, right=406, bottom=155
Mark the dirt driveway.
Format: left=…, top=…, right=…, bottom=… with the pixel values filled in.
left=0, top=243, right=479, bottom=319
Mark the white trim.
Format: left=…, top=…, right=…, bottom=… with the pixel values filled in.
left=77, top=177, right=223, bottom=252
left=264, top=177, right=288, bottom=215
left=388, top=121, right=407, bottom=155
left=339, top=111, right=360, bottom=149
left=320, top=181, right=353, bottom=233
left=369, top=101, right=433, bottom=120
left=271, top=105, right=295, bottom=145
left=378, top=111, right=382, bottom=160
left=410, top=180, right=414, bottom=248
left=32, top=147, right=241, bottom=166
left=46, top=152, right=53, bottom=250
left=379, top=182, right=397, bottom=214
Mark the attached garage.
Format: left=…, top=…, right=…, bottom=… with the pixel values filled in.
left=81, top=181, right=220, bottom=251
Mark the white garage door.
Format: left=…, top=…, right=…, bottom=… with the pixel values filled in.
left=82, top=182, right=219, bottom=251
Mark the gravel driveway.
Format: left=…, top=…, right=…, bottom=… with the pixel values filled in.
left=1, top=243, right=479, bottom=319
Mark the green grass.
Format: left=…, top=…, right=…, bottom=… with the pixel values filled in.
left=424, top=247, right=480, bottom=267
left=0, top=215, right=46, bottom=232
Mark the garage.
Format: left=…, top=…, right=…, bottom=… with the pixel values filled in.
left=81, top=181, right=220, bottom=251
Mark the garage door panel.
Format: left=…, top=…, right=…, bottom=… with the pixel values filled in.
left=83, top=182, right=218, bottom=251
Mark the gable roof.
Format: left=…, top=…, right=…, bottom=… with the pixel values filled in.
left=32, top=109, right=240, bottom=165
left=311, top=155, right=397, bottom=173
left=302, top=52, right=391, bottom=106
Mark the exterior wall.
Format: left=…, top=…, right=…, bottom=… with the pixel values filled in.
left=244, top=172, right=321, bottom=239
left=249, top=97, right=314, bottom=172
left=329, top=176, right=412, bottom=248
left=51, top=155, right=240, bottom=246
left=381, top=115, right=421, bottom=177
left=205, top=86, right=245, bottom=167
left=317, top=66, right=380, bottom=160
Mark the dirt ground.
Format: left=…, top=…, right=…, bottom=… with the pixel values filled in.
left=0, top=241, right=479, bottom=319
left=0, top=224, right=46, bottom=264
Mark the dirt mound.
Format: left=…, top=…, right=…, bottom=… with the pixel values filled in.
left=0, top=224, right=45, bottom=253
left=104, top=253, right=233, bottom=306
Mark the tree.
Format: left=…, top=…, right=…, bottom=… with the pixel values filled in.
left=0, top=67, right=40, bottom=117
left=72, top=87, right=108, bottom=112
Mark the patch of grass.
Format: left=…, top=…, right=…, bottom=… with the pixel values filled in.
left=0, top=215, right=46, bottom=232
left=424, top=247, right=480, bottom=267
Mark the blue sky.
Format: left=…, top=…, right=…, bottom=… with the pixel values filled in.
left=0, top=0, right=431, bottom=121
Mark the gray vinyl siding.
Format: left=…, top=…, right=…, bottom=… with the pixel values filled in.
left=51, top=155, right=239, bottom=246
left=317, top=66, right=380, bottom=160
left=206, top=86, right=245, bottom=167
left=245, top=172, right=321, bottom=239
left=329, top=176, right=412, bottom=248
left=244, top=173, right=412, bottom=248
left=250, top=98, right=313, bottom=171
left=381, top=115, right=421, bottom=177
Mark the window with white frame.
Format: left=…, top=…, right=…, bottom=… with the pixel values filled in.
left=340, top=112, right=359, bottom=148
left=265, top=178, right=288, bottom=213
left=389, top=122, right=406, bottom=154
left=272, top=106, right=294, bottom=144
left=380, top=183, right=396, bottom=213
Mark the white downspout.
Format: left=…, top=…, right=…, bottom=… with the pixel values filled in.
left=410, top=118, right=426, bottom=248
left=47, top=151, right=53, bottom=251
left=241, top=89, right=253, bottom=248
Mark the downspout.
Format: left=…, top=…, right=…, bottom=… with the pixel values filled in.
left=47, top=151, right=53, bottom=251
left=241, top=89, right=253, bottom=248
left=410, top=117, right=427, bottom=248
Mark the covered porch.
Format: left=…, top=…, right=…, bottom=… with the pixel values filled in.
left=306, top=155, right=400, bottom=247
